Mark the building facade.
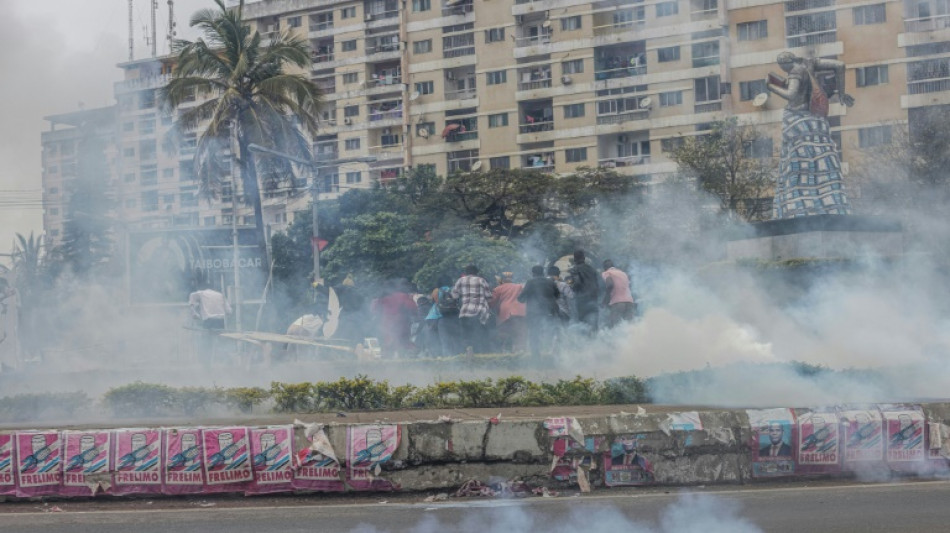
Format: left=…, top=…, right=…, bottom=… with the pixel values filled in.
left=42, top=0, right=948, bottom=244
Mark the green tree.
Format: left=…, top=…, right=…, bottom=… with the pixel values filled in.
left=160, top=0, right=322, bottom=265
left=670, top=118, right=775, bottom=222
left=321, top=212, right=429, bottom=285
left=412, top=232, right=527, bottom=290
left=442, top=168, right=555, bottom=238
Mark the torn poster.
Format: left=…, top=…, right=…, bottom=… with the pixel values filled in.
left=796, top=410, right=841, bottom=474
left=293, top=422, right=344, bottom=492
left=62, top=430, right=112, bottom=496
left=163, top=428, right=205, bottom=495
left=247, top=426, right=295, bottom=495
left=748, top=408, right=796, bottom=478
left=603, top=434, right=654, bottom=487
left=202, top=427, right=253, bottom=491
left=113, top=428, right=162, bottom=496
left=838, top=408, right=884, bottom=465
left=883, top=407, right=925, bottom=464
left=0, top=432, right=15, bottom=496
left=544, top=417, right=584, bottom=444
left=551, top=436, right=603, bottom=484
left=668, top=412, right=703, bottom=431
left=347, top=424, right=399, bottom=491
left=15, top=430, right=62, bottom=497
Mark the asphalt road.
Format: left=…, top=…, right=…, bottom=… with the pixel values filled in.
left=2, top=480, right=948, bottom=532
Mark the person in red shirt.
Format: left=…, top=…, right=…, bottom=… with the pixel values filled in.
left=370, top=279, right=418, bottom=357
left=601, top=260, right=635, bottom=327
left=490, top=272, right=526, bottom=352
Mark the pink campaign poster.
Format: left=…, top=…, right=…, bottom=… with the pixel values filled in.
left=0, top=433, right=15, bottom=496
left=839, top=408, right=884, bottom=466
left=796, top=411, right=841, bottom=474
left=884, top=408, right=926, bottom=466
left=247, top=426, right=295, bottom=495
left=346, top=424, right=399, bottom=491
left=113, top=429, right=163, bottom=496
left=293, top=425, right=344, bottom=492
left=62, top=430, right=112, bottom=496
left=163, top=428, right=205, bottom=495
left=15, top=431, right=62, bottom=497
left=202, top=427, right=253, bottom=492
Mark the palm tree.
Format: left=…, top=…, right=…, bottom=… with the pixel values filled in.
left=160, top=0, right=322, bottom=264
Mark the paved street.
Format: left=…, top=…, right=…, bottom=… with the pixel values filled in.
left=2, top=480, right=948, bottom=532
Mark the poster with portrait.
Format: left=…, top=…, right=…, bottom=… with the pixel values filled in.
left=62, top=430, right=112, bottom=496
left=15, top=431, right=62, bottom=497
left=0, top=432, right=15, bottom=496
left=113, top=428, right=162, bottom=496
left=796, top=411, right=840, bottom=474
left=839, top=408, right=884, bottom=466
left=551, top=436, right=603, bottom=484
left=883, top=407, right=925, bottom=465
left=346, top=424, right=399, bottom=491
left=603, top=434, right=654, bottom=487
left=247, top=426, right=295, bottom=495
left=749, top=408, right=796, bottom=478
left=163, top=428, right=205, bottom=495
left=202, top=427, right=253, bottom=492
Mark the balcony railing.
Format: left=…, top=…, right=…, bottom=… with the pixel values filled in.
left=365, top=9, right=399, bottom=22
left=908, top=76, right=950, bottom=94
left=445, top=87, right=477, bottom=100
left=593, top=19, right=645, bottom=36
left=690, top=7, right=717, bottom=20
left=446, top=130, right=478, bottom=142
left=366, top=40, right=400, bottom=56
left=310, top=20, right=333, bottom=31
left=598, top=155, right=650, bottom=168
left=904, top=15, right=950, bottom=32
left=367, top=75, right=402, bottom=88
left=519, top=120, right=554, bottom=134
left=369, top=107, right=403, bottom=121
left=595, top=65, right=647, bottom=81
left=515, top=32, right=552, bottom=47
left=518, top=78, right=552, bottom=91
left=369, top=145, right=403, bottom=160
left=596, top=109, right=648, bottom=125
left=312, top=52, right=335, bottom=63
left=443, top=45, right=475, bottom=58
left=785, top=30, right=837, bottom=48
left=694, top=100, right=722, bottom=113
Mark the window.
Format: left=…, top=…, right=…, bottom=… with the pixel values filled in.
left=613, top=7, right=645, bottom=26
left=485, top=27, right=505, bottom=43
left=566, top=148, right=587, bottom=162
left=661, top=137, right=685, bottom=152
left=341, top=6, right=356, bottom=18
left=141, top=166, right=158, bottom=186
left=343, top=72, right=359, bottom=84
left=740, top=80, right=768, bottom=101
left=163, top=168, right=175, bottom=178
left=562, top=59, right=584, bottom=74
left=412, top=0, right=430, bottom=11
left=786, top=12, right=836, bottom=47
left=140, top=119, right=155, bottom=135
left=163, top=194, right=175, bottom=204
left=853, top=4, right=885, bottom=25
left=694, top=75, right=721, bottom=102
left=417, top=122, right=436, bottom=136
left=488, top=113, right=508, bottom=128
left=563, top=103, right=586, bottom=118
left=413, top=39, right=432, bottom=54
left=857, top=65, right=889, bottom=87
left=287, top=16, right=302, bottom=28
left=346, top=171, right=362, bottom=184
left=737, top=20, right=767, bottom=41
left=141, top=191, right=159, bottom=211
left=344, top=105, right=360, bottom=117
left=660, top=90, right=683, bottom=107
left=341, top=39, right=357, bottom=52
left=691, top=41, right=719, bottom=67
left=443, top=32, right=475, bottom=58
left=561, top=15, right=582, bottom=31
left=345, top=138, right=361, bottom=150
left=656, top=1, right=679, bottom=17
left=858, top=125, right=892, bottom=147
left=123, top=173, right=135, bottom=183
left=486, top=70, right=507, bottom=85
left=658, top=46, right=680, bottom=62
left=123, top=147, right=135, bottom=158
left=692, top=0, right=717, bottom=13
left=489, top=156, right=510, bottom=169
left=204, top=216, right=216, bottom=226
left=415, top=81, right=434, bottom=95
left=123, top=122, right=135, bottom=132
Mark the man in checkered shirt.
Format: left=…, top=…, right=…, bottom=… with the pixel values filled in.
left=451, top=264, right=492, bottom=353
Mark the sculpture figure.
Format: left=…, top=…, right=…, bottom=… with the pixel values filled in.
left=766, top=52, right=854, bottom=218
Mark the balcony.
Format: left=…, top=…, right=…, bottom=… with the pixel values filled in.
left=515, top=29, right=553, bottom=47
left=445, top=87, right=477, bottom=101
left=785, top=29, right=837, bottom=48
left=368, top=101, right=403, bottom=121
left=596, top=109, right=648, bottom=125
left=365, top=34, right=400, bottom=57
left=443, top=33, right=476, bottom=58
left=595, top=44, right=647, bottom=81
left=905, top=15, right=950, bottom=32
left=518, top=120, right=554, bottom=134
left=441, top=1, right=474, bottom=17
left=598, top=155, right=650, bottom=168
left=312, top=50, right=334, bottom=64
left=518, top=66, right=552, bottom=91
left=114, top=74, right=171, bottom=94
left=365, top=8, right=399, bottom=22
left=908, top=76, right=950, bottom=94
left=369, top=144, right=403, bottom=161
left=694, top=100, right=722, bottom=113
left=522, top=153, right=555, bottom=171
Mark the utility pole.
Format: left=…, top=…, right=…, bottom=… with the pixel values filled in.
left=311, top=174, right=321, bottom=284
left=230, top=120, right=242, bottom=331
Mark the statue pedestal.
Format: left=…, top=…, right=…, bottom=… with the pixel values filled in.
left=726, top=215, right=903, bottom=261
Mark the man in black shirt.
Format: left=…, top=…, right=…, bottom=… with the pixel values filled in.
left=568, top=250, right=601, bottom=334
left=518, top=265, right=560, bottom=359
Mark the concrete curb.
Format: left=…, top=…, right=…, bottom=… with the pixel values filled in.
left=1, top=403, right=948, bottom=499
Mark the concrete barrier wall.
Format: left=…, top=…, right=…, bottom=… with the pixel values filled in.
left=1, top=403, right=948, bottom=499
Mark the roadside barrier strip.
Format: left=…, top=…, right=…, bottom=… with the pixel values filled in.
left=1, top=404, right=948, bottom=499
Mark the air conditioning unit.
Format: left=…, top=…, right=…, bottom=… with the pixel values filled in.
left=561, top=75, right=572, bottom=85
left=344, top=117, right=352, bottom=125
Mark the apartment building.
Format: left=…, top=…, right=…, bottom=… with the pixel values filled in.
left=42, top=0, right=950, bottom=247
left=242, top=0, right=947, bottom=192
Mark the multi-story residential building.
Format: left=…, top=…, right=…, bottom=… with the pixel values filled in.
left=42, top=0, right=950, bottom=247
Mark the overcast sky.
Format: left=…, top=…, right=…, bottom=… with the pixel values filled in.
left=0, top=0, right=210, bottom=262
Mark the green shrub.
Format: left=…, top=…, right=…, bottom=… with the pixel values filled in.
left=223, top=387, right=271, bottom=413
left=601, top=376, right=648, bottom=404
left=270, top=381, right=315, bottom=413
left=0, top=392, right=91, bottom=423
left=102, top=382, right=179, bottom=418
left=314, top=375, right=392, bottom=410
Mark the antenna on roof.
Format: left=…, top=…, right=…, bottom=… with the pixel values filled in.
left=128, top=0, right=135, bottom=61
left=167, top=0, right=177, bottom=52
left=151, top=0, right=158, bottom=57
